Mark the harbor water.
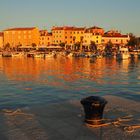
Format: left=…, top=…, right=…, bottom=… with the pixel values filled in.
left=0, top=57, right=140, bottom=109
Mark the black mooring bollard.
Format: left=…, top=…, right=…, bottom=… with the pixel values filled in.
left=80, top=96, right=107, bottom=125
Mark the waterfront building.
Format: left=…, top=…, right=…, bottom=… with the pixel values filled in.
left=0, top=32, right=4, bottom=49
left=83, top=33, right=102, bottom=45
left=39, top=30, right=52, bottom=46
left=51, top=26, right=85, bottom=45
left=3, top=27, right=40, bottom=47
left=102, top=30, right=130, bottom=45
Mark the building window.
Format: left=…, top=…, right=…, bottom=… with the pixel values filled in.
left=24, top=35, right=26, bottom=39
left=96, top=36, right=98, bottom=39
left=28, top=31, right=31, bottom=34
left=24, top=31, right=26, bottom=34
left=65, top=36, right=67, bottom=39
left=18, top=36, right=21, bottom=39
left=96, top=40, right=98, bottom=43
left=77, top=32, right=79, bottom=34
left=116, top=40, right=118, bottom=42
left=29, top=35, right=31, bottom=39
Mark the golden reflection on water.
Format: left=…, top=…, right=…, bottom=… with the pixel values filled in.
left=0, top=57, right=138, bottom=85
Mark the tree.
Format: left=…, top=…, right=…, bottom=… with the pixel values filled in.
left=4, top=43, right=11, bottom=51
left=127, top=33, right=140, bottom=48
left=59, top=42, right=65, bottom=48
left=127, top=33, right=140, bottom=51
left=90, top=41, right=97, bottom=52
left=105, top=41, right=113, bottom=55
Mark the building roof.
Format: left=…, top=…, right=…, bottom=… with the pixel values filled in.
left=47, top=33, right=52, bottom=36
left=4, top=27, right=37, bottom=31
left=87, top=26, right=103, bottom=30
left=103, top=34, right=128, bottom=38
left=52, top=26, right=85, bottom=31
left=0, top=32, right=3, bottom=36
left=103, top=31, right=128, bottom=38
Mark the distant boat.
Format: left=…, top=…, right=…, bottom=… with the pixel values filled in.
left=2, top=52, right=12, bottom=57
left=12, top=52, right=24, bottom=57
left=116, top=47, right=130, bottom=60
left=45, top=52, right=56, bottom=58
left=33, top=53, right=45, bottom=58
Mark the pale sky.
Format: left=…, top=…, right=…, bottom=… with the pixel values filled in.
left=0, top=0, right=140, bottom=36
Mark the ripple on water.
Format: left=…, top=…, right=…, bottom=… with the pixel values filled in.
left=0, top=57, right=140, bottom=108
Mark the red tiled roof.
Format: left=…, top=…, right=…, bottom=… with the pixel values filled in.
left=87, top=26, right=103, bottom=30
left=47, top=33, right=52, bottom=36
left=0, top=32, right=3, bottom=36
left=103, top=34, right=128, bottom=38
left=4, top=27, right=37, bottom=31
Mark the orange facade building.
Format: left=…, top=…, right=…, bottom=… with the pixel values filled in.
left=51, top=26, right=85, bottom=45
left=39, top=30, right=52, bottom=46
left=4, top=27, right=40, bottom=47
left=0, top=32, right=4, bottom=48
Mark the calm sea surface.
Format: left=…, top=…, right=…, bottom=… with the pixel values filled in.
left=0, top=57, right=140, bottom=109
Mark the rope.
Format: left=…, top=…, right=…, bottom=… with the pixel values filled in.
left=1, top=109, right=34, bottom=117
left=85, top=115, right=140, bottom=133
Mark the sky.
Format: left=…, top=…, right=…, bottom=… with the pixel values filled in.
left=0, top=0, right=140, bottom=36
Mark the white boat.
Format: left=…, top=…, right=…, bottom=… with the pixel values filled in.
left=116, top=47, right=130, bottom=60
left=67, top=52, right=73, bottom=57
left=33, top=53, right=45, bottom=58
left=45, top=52, right=56, bottom=58
left=2, top=52, right=12, bottom=57
left=12, top=52, right=24, bottom=57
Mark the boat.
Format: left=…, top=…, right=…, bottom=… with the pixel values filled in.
left=67, top=52, right=73, bottom=57
left=12, top=52, right=24, bottom=57
left=33, top=53, right=45, bottom=58
left=45, top=52, right=56, bottom=58
left=116, top=47, right=130, bottom=60
left=27, top=52, right=36, bottom=57
left=2, top=52, right=12, bottom=57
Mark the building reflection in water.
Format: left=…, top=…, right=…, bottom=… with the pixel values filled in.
left=0, top=57, right=139, bottom=89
